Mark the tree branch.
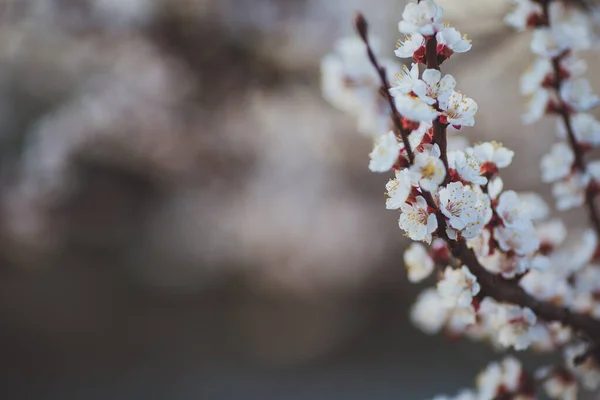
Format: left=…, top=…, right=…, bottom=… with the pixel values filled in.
left=355, top=14, right=415, bottom=163
left=539, top=0, right=600, bottom=239
left=355, top=12, right=600, bottom=345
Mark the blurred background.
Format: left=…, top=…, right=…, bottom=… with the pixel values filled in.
left=0, top=0, right=598, bottom=398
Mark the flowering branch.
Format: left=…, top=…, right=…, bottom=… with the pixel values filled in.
left=355, top=14, right=415, bottom=164
left=322, top=0, right=600, bottom=397
left=536, top=0, right=600, bottom=238
left=354, top=10, right=600, bottom=344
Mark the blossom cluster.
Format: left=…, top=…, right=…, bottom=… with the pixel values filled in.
left=508, top=0, right=600, bottom=210
left=321, top=0, right=600, bottom=398
left=321, top=37, right=399, bottom=136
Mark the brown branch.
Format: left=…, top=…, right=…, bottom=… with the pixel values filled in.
left=355, top=14, right=415, bottom=163
left=425, top=35, right=450, bottom=183
left=539, top=1, right=600, bottom=239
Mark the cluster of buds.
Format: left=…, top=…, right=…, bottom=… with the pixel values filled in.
left=321, top=0, right=600, bottom=398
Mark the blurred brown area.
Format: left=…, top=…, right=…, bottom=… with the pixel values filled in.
left=0, top=0, right=598, bottom=398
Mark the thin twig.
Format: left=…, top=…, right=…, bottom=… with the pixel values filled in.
left=355, top=14, right=415, bottom=163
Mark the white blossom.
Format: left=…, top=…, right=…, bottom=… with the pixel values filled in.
left=541, top=142, right=574, bottom=183
left=369, top=131, right=399, bottom=172
left=552, top=172, right=590, bottom=210
left=557, top=112, right=600, bottom=146
left=410, top=288, right=449, bottom=334
left=394, top=94, right=438, bottom=123
left=435, top=27, right=472, bottom=55
left=395, top=34, right=425, bottom=59
left=476, top=356, right=524, bottom=399
left=321, top=36, right=398, bottom=135
left=522, top=88, right=550, bottom=124
left=560, top=78, right=599, bottom=112
left=517, top=191, right=550, bottom=221
left=487, top=304, right=538, bottom=350
left=439, top=182, right=481, bottom=231
left=399, top=196, right=438, bottom=243
left=470, top=141, right=514, bottom=170
left=505, top=0, right=543, bottom=32
left=420, top=69, right=456, bottom=105
left=536, top=219, right=567, bottom=249
left=565, top=343, right=600, bottom=390
left=437, top=265, right=480, bottom=308
left=530, top=22, right=590, bottom=58
left=541, top=371, right=578, bottom=400
left=521, top=55, right=586, bottom=96
left=390, top=63, right=423, bottom=98
left=494, top=224, right=540, bottom=256
left=440, top=91, right=478, bottom=128
left=496, top=190, right=534, bottom=229
left=385, top=169, right=412, bottom=209
left=448, top=151, right=487, bottom=185
left=520, top=57, right=553, bottom=96
left=409, top=144, right=446, bottom=191
left=404, top=243, right=434, bottom=282
left=398, top=0, right=444, bottom=36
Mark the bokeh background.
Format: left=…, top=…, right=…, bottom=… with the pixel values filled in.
left=0, top=0, right=598, bottom=398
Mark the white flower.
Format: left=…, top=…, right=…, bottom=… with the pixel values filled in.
left=394, top=94, right=438, bottom=123
left=404, top=243, right=434, bottom=283
left=470, top=141, right=514, bottom=171
left=409, top=144, right=446, bottom=191
left=496, top=190, right=534, bottom=229
left=520, top=57, right=553, bottom=96
left=369, top=131, right=399, bottom=172
left=421, top=69, right=457, bottom=105
left=541, top=371, right=578, bottom=400
left=541, top=142, right=574, bottom=183
left=520, top=270, right=573, bottom=304
left=552, top=172, right=590, bottom=210
left=517, top=191, right=550, bottom=221
left=410, top=288, right=448, bottom=334
left=385, top=169, right=412, bottom=209
left=390, top=63, right=423, bottom=98
left=437, top=266, right=480, bottom=308
left=398, top=0, right=444, bottom=36
left=522, top=88, right=550, bottom=124
left=494, top=224, right=540, bottom=256
left=399, top=196, right=438, bottom=243
left=560, top=78, right=599, bottom=112
left=505, top=0, right=543, bottom=31
left=521, top=55, right=586, bottom=96
left=536, top=219, right=567, bottom=249
left=448, top=151, right=487, bottom=185
left=476, top=357, right=524, bottom=399
left=530, top=22, right=590, bottom=58
left=395, top=34, right=425, bottom=59
left=487, top=176, right=504, bottom=200
left=439, top=182, right=481, bottom=230
left=321, top=36, right=398, bottom=135
left=494, top=305, right=538, bottom=350
left=435, top=27, right=472, bottom=56
left=565, top=343, right=600, bottom=390
left=557, top=112, right=600, bottom=146
left=440, top=91, right=478, bottom=128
